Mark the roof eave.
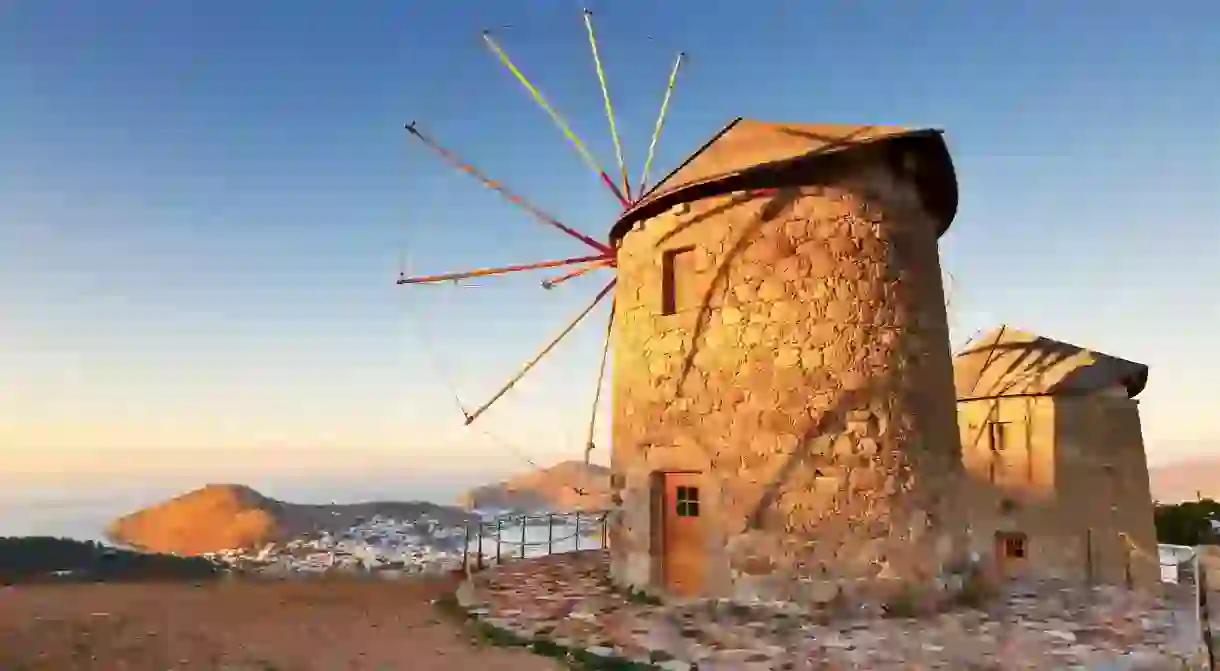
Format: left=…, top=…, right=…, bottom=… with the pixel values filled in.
left=609, top=125, right=958, bottom=243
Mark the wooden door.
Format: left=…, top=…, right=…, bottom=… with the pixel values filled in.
left=660, top=472, right=704, bottom=596
left=994, top=531, right=1028, bottom=578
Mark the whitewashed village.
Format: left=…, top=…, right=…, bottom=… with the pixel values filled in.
left=199, top=510, right=605, bottom=578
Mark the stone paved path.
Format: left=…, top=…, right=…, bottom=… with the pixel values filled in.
left=461, top=551, right=1209, bottom=670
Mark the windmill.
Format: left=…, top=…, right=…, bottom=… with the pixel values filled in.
left=397, top=11, right=686, bottom=467
left=396, top=11, right=978, bottom=600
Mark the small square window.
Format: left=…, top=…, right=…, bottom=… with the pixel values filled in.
left=675, top=485, right=700, bottom=517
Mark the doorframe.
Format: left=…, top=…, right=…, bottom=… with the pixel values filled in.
left=994, top=530, right=1029, bottom=578
left=651, top=470, right=703, bottom=592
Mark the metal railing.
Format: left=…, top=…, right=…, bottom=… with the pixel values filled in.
left=461, top=510, right=609, bottom=570
left=1160, top=544, right=1213, bottom=668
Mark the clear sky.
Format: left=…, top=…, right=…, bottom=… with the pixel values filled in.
left=3, top=1, right=1218, bottom=491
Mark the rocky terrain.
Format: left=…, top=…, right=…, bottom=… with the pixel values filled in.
left=458, top=460, right=612, bottom=512
left=463, top=551, right=1210, bottom=670
left=106, top=483, right=472, bottom=556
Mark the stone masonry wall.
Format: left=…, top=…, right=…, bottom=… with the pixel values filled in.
left=957, top=396, right=1069, bottom=577
left=609, top=148, right=968, bottom=604
left=957, top=394, right=1160, bottom=589
left=1053, top=395, right=1161, bottom=588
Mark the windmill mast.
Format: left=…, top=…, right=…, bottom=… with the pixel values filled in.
left=397, top=9, right=685, bottom=474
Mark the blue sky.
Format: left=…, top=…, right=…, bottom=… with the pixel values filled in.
left=2, top=1, right=1218, bottom=488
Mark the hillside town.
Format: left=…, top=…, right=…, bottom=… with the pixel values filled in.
left=199, top=511, right=604, bottom=577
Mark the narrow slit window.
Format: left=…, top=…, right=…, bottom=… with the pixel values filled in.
left=675, top=485, right=700, bottom=517
left=987, top=422, right=1007, bottom=453
left=987, top=421, right=1007, bottom=484
left=661, top=246, right=695, bottom=316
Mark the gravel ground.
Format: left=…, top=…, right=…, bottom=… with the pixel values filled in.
left=0, top=575, right=559, bottom=671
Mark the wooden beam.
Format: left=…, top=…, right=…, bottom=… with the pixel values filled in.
left=405, top=122, right=613, bottom=254
left=463, top=279, right=616, bottom=425
left=397, top=254, right=610, bottom=286
left=541, top=259, right=613, bottom=290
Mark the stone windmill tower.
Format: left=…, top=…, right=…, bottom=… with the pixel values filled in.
left=605, top=120, right=969, bottom=603
left=396, top=15, right=968, bottom=604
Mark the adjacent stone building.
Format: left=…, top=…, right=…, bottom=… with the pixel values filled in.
left=952, top=326, right=1160, bottom=588
left=607, top=118, right=969, bottom=602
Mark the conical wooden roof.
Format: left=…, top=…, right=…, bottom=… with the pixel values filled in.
left=953, top=326, right=1149, bottom=401
left=611, top=117, right=958, bottom=240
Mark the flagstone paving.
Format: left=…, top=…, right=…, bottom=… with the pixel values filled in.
left=459, top=550, right=1210, bottom=670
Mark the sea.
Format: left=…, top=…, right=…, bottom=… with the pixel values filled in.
left=0, top=473, right=493, bottom=544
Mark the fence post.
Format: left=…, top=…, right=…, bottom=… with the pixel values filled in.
left=475, top=518, right=485, bottom=571
left=1085, top=528, right=1094, bottom=584
left=1124, top=545, right=1132, bottom=589
left=495, top=517, right=502, bottom=565
left=1197, top=550, right=1214, bottom=671
left=477, top=520, right=485, bottom=571
left=462, top=520, right=470, bottom=572
left=575, top=511, right=581, bottom=552
left=547, top=514, right=554, bottom=555
left=601, top=512, right=608, bottom=550
left=520, top=514, right=528, bottom=560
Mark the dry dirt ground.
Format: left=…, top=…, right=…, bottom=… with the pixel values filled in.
left=0, top=576, right=561, bottom=670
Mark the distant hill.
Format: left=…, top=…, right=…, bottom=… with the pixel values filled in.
left=1149, top=458, right=1220, bottom=504
left=0, top=536, right=221, bottom=584
left=459, top=460, right=612, bottom=512
left=106, top=484, right=472, bottom=556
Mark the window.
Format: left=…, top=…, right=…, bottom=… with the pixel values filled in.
left=675, top=485, right=700, bottom=517
left=661, top=246, right=695, bottom=316
left=986, top=421, right=1007, bottom=484
left=987, top=422, right=1007, bottom=453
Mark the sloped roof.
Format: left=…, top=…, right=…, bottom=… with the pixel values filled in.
left=953, top=326, right=1149, bottom=400
left=610, top=117, right=958, bottom=240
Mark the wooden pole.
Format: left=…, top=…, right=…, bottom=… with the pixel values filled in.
left=405, top=122, right=613, bottom=254
left=481, top=30, right=629, bottom=207
left=463, top=279, right=616, bottom=425
left=584, top=306, right=614, bottom=464
left=582, top=9, right=631, bottom=200
left=397, top=253, right=610, bottom=286
left=637, top=52, right=685, bottom=197
left=541, top=259, right=613, bottom=290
